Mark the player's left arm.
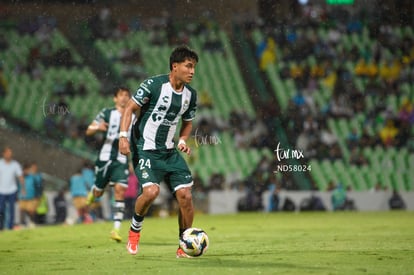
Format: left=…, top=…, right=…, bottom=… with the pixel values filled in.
left=178, top=88, right=197, bottom=155
left=177, top=119, right=193, bottom=155
left=86, top=109, right=108, bottom=136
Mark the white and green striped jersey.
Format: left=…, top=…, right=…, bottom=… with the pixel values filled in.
left=132, top=74, right=197, bottom=150
left=94, top=107, right=135, bottom=163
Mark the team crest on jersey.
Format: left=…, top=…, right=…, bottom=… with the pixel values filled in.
left=142, top=170, right=149, bottom=179
left=162, top=96, right=169, bottom=103
left=184, top=100, right=189, bottom=108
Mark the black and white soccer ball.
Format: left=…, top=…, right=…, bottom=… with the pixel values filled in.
left=179, top=228, right=209, bottom=257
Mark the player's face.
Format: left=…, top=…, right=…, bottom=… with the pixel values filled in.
left=114, top=90, right=131, bottom=108
left=173, top=58, right=197, bottom=84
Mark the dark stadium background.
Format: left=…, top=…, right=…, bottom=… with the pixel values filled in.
left=0, top=0, right=413, bottom=222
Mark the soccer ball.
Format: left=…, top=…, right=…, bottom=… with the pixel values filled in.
left=179, top=228, right=209, bottom=257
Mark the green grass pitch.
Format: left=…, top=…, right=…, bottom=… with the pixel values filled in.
left=0, top=211, right=413, bottom=275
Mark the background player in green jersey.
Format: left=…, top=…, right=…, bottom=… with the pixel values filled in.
left=119, top=45, right=199, bottom=257
left=86, top=87, right=135, bottom=242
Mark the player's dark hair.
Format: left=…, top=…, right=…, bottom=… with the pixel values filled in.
left=114, top=87, right=131, bottom=97
left=169, top=45, right=199, bottom=71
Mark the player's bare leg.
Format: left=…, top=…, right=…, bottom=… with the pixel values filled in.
left=176, top=187, right=194, bottom=231
left=134, top=184, right=160, bottom=215
left=111, top=183, right=126, bottom=242
left=127, top=184, right=160, bottom=255
left=175, top=187, right=194, bottom=258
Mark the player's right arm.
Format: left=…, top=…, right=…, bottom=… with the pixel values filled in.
left=119, top=99, right=140, bottom=155
left=119, top=77, right=155, bottom=155
left=86, top=109, right=108, bottom=136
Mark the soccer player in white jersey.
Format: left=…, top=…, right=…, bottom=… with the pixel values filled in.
left=119, top=46, right=198, bottom=257
left=86, top=87, right=135, bottom=242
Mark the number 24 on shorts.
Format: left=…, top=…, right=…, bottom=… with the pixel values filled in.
left=138, top=158, right=151, bottom=170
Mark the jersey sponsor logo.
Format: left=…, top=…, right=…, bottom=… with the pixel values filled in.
left=152, top=105, right=168, bottom=122
left=161, top=119, right=178, bottom=126
left=162, top=96, right=169, bottom=103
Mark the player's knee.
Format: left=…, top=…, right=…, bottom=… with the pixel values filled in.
left=114, top=184, right=126, bottom=198
left=176, top=188, right=192, bottom=203
left=143, top=184, right=160, bottom=201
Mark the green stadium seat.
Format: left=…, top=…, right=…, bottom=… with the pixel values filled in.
left=390, top=173, right=405, bottom=191
left=309, top=159, right=329, bottom=190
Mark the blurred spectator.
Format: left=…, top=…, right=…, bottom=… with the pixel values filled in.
left=331, top=183, right=356, bottom=211
left=267, top=174, right=280, bottom=212
left=203, top=31, right=224, bottom=54
left=370, top=181, right=388, bottom=192
left=302, top=115, right=319, bottom=135
left=388, top=190, right=406, bottom=210
left=53, top=48, right=74, bottom=67
left=331, top=183, right=347, bottom=211
left=0, top=146, right=24, bottom=230
left=209, top=173, right=225, bottom=190
left=329, top=95, right=353, bottom=118
left=198, top=90, right=213, bottom=109
left=359, top=127, right=376, bottom=147
left=35, top=193, right=48, bottom=225
left=31, top=162, right=43, bottom=208
left=299, top=193, right=326, bottom=211
left=281, top=197, right=296, bottom=212
left=53, top=189, right=67, bottom=224
left=326, top=180, right=336, bottom=191
left=18, top=163, right=37, bottom=228
left=31, top=162, right=45, bottom=224
left=69, top=169, right=92, bottom=224
left=349, top=147, right=368, bottom=167
left=81, top=161, right=95, bottom=190
left=346, top=127, right=360, bottom=150
left=379, top=119, right=399, bottom=147
left=320, top=127, right=338, bottom=148
left=258, top=37, right=277, bottom=71
left=398, top=98, right=414, bottom=124
left=326, top=143, right=342, bottom=161
left=89, top=7, right=116, bottom=39
left=82, top=162, right=103, bottom=221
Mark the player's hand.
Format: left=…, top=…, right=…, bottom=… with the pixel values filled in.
left=119, top=137, right=131, bottom=155
left=178, top=142, right=191, bottom=155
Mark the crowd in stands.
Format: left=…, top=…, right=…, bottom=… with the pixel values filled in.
left=251, top=6, right=414, bottom=167
left=15, top=17, right=78, bottom=78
